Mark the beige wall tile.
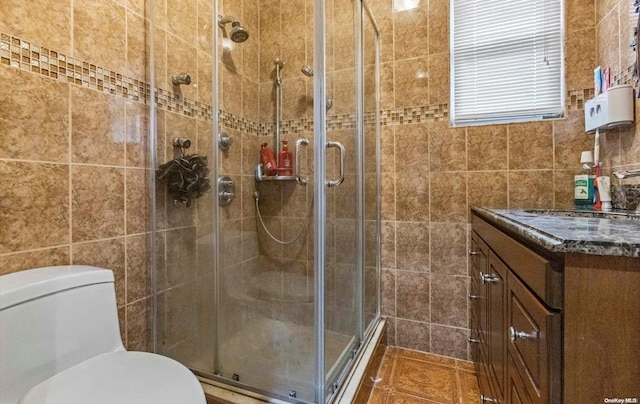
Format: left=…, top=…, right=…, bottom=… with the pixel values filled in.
left=393, top=5, right=429, bottom=60
left=430, top=324, right=468, bottom=360
left=596, top=0, right=618, bottom=24
left=394, top=57, right=429, bottom=108
left=0, top=161, right=69, bottom=253
left=74, top=0, right=126, bottom=71
left=0, top=0, right=72, bottom=54
left=126, top=298, right=152, bottom=351
left=396, top=175, right=430, bottom=221
left=554, top=110, right=591, bottom=170
left=596, top=7, right=621, bottom=72
left=198, top=51, right=214, bottom=105
left=380, top=62, right=395, bottom=110
left=428, top=0, right=449, bottom=55
left=467, top=171, right=508, bottom=211
left=508, top=121, right=553, bottom=170
left=396, top=271, right=430, bottom=321
left=71, top=86, right=126, bottom=166
left=396, top=222, right=429, bottom=271
left=428, top=52, right=449, bottom=105
left=126, top=234, right=150, bottom=302
left=508, top=170, right=555, bottom=208
left=125, top=100, right=149, bottom=168
left=467, top=125, right=508, bottom=171
left=430, top=172, right=467, bottom=223
left=619, top=0, right=636, bottom=69
left=126, top=168, right=149, bottom=234
left=72, top=237, right=126, bottom=306
left=0, top=247, right=70, bottom=276
left=126, top=11, right=148, bottom=80
left=554, top=169, right=576, bottom=209
left=396, top=319, right=430, bottom=352
left=0, top=66, right=69, bottom=162
left=71, top=165, right=125, bottom=242
left=430, top=223, right=468, bottom=276
left=166, top=0, right=197, bottom=45
left=431, top=274, right=467, bottom=328
left=197, top=0, right=213, bottom=54
left=394, top=123, right=428, bottom=173
left=154, top=28, right=168, bottom=90
left=566, top=0, right=596, bottom=32
left=429, top=121, right=466, bottom=172
left=566, top=28, right=597, bottom=90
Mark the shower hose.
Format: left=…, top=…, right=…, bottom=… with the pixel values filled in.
left=253, top=190, right=314, bottom=245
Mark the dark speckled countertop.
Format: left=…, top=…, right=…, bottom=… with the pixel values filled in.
left=472, top=207, right=640, bottom=257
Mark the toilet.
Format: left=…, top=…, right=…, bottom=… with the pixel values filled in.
left=0, top=265, right=205, bottom=404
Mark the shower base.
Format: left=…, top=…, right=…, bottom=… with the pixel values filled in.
left=197, top=318, right=386, bottom=403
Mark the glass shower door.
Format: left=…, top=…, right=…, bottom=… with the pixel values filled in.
left=319, top=0, right=362, bottom=399
left=214, top=0, right=317, bottom=401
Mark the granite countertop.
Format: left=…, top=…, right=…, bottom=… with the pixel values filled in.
left=472, top=207, right=640, bottom=257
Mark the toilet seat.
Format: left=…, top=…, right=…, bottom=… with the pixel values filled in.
left=19, top=351, right=205, bottom=404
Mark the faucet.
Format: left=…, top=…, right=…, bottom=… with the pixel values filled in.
left=612, top=169, right=640, bottom=211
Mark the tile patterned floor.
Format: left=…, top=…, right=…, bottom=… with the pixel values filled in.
left=368, top=347, right=481, bottom=403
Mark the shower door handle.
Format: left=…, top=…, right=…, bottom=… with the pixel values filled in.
left=295, top=138, right=310, bottom=185
left=326, top=141, right=345, bottom=187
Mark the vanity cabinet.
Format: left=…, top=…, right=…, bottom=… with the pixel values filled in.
left=470, top=212, right=640, bottom=403
left=470, top=215, right=562, bottom=404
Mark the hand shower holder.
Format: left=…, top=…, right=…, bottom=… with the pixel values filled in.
left=255, top=138, right=309, bottom=185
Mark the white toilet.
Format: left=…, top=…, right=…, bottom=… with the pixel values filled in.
left=0, top=265, right=206, bottom=404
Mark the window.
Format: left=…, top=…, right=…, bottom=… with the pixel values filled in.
left=450, top=0, right=564, bottom=125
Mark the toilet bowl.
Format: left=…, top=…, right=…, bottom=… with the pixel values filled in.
left=0, top=265, right=205, bottom=404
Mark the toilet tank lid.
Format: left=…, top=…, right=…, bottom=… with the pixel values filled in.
left=0, top=265, right=114, bottom=310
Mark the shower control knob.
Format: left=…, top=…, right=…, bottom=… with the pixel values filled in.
left=217, top=176, right=235, bottom=206
left=218, top=132, right=233, bottom=151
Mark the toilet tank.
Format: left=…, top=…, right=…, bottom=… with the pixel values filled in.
left=0, top=265, right=126, bottom=404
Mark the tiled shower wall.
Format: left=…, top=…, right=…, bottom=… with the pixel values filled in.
left=0, top=0, right=152, bottom=350
left=373, top=0, right=640, bottom=360
left=0, top=0, right=220, bottom=356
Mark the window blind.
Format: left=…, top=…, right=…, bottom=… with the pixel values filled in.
left=451, top=0, right=564, bottom=124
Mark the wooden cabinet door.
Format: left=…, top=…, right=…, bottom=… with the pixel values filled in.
left=508, top=271, right=561, bottom=404
left=486, top=251, right=507, bottom=403
left=508, top=354, right=534, bottom=404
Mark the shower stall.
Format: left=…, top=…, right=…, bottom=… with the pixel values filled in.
left=150, top=0, right=381, bottom=401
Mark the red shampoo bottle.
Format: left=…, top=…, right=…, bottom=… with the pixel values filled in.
left=260, top=143, right=277, bottom=176
left=278, top=140, right=293, bottom=176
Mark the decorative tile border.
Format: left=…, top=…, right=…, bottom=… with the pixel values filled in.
left=612, top=64, right=635, bottom=87
left=2, top=32, right=620, bottom=138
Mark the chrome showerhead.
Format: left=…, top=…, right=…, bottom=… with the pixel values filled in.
left=218, top=15, right=249, bottom=43
left=301, top=64, right=314, bottom=77
left=230, top=22, right=249, bottom=43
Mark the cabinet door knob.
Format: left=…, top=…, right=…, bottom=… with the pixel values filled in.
left=480, top=272, right=500, bottom=284
left=509, top=326, right=537, bottom=342
left=468, top=337, right=480, bottom=344
left=468, top=294, right=480, bottom=300
left=481, top=395, right=499, bottom=403
left=468, top=250, right=479, bottom=256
